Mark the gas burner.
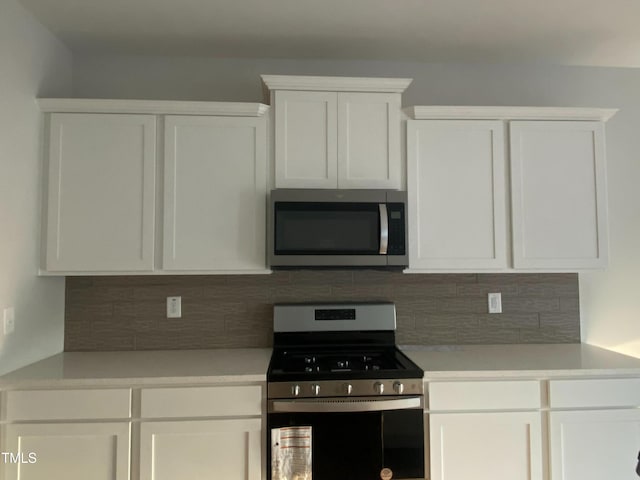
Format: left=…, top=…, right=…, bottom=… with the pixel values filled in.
left=267, top=303, right=423, bottom=398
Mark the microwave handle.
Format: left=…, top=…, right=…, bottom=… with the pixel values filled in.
left=379, top=204, right=388, bottom=254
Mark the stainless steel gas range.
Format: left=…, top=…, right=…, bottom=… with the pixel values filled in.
left=267, top=302, right=425, bottom=480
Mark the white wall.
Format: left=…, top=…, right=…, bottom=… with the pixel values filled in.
left=0, top=0, right=72, bottom=374
left=72, top=54, right=640, bottom=358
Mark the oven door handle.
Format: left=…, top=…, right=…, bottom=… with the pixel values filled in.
left=379, top=203, right=388, bottom=255
left=269, top=396, right=422, bottom=413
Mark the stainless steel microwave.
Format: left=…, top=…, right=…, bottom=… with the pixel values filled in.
left=269, top=189, right=408, bottom=268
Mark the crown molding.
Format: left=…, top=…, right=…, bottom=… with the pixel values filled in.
left=406, top=106, right=618, bottom=122
left=261, top=75, right=413, bottom=93
left=38, top=99, right=270, bottom=117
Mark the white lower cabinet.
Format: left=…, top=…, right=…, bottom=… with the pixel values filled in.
left=139, top=418, right=262, bottom=480
left=427, top=380, right=543, bottom=480
left=138, top=385, right=263, bottom=480
left=1, top=388, right=132, bottom=480
left=430, top=411, right=543, bottom=480
left=548, top=378, right=640, bottom=480
left=549, top=409, right=640, bottom=480
left=0, top=384, right=263, bottom=480
left=4, top=422, right=131, bottom=480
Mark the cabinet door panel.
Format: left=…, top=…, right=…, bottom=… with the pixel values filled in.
left=45, top=113, right=156, bottom=271
left=163, top=116, right=267, bottom=271
left=139, top=419, right=261, bottom=480
left=337, top=92, right=400, bottom=189
left=430, top=412, right=543, bottom=480
left=407, top=120, right=507, bottom=269
left=3, top=422, right=131, bottom=480
left=510, top=121, right=608, bottom=269
left=549, top=409, right=640, bottom=480
left=274, top=90, right=337, bottom=188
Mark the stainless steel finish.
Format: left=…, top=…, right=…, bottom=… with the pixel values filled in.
left=379, top=204, right=389, bottom=254
left=268, top=378, right=423, bottom=399
left=374, top=382, right=385, bottom=394
left=271, top=188, right=387, bottom=203
left=269, top=395, right=423, bottom=413
left=311, top=384, right=320, bottom=396
left=268, top=254, right=390, bottom=267
left=273, top=302, right=396, bottom=333
left=291, top=385, right=301, bottom=396
left=268, top=188, right=408, bottom=268
left=393, top=381, right=405, bottom=394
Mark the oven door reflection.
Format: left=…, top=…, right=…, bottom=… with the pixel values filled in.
left=268, top=401, right=424, bottom=480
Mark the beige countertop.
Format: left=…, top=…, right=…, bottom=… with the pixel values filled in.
left=2, top=344, right=640, bottom=388
left=0, top=348, right=272, bottom=387
left=403, top=343, right=640, bottom=379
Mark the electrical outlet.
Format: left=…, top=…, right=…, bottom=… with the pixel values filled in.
left=488, top=293, right=502, bottom=314
left=3, top=307, right=15, bottom=335
left=166, top=296, right=182, bottom=318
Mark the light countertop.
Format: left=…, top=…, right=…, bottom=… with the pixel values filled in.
left=403, top=343, right=640, bottom=379
left=0, top=348, right=272, bottom=387
left=1, top=344, right=640, bottom=388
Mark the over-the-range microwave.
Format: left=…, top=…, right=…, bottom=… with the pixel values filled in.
left=269, top=189, right=408, bottom=268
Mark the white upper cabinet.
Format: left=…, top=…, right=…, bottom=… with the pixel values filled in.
left=263, top=75, right=411, bottom=189
left=406, top=106, right=616, bottom=272
left=273, top=90, right=338, bottom=188
left=40, top=99, right=269, bottom=275
left=163, top=115, right=267, bottom=271
left=45, top=113, right=156, bottom=272
left=510, top=121, right=608, bottom=269
left=337, top=92, right=401, bottom=188
left=407, top=120, right=507, bottom=270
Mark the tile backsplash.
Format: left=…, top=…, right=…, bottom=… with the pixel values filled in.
left=65, top=271, right=580, bottom=351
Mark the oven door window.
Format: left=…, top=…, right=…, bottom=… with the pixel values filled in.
left=268, top=409, right=424, bottom=480
left=274, top=202, right=381, bottom=255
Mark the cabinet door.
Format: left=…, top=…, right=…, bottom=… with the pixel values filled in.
left=274, top=90, right=337, bottom=188
left=430, top=412, right=543, bottom=480
left=163, top=115, right=267, bottom=271
left=407, top=120, right=507, bottom=270
left=2, top=422, right=130, bottom=480
left=45, top=113, right=156, bottom=272
left=139, top=418, right=261, bottom=480
left=510, top=121, right=608, bottom=269
left=337, top=92, right=401, bottom=189
left=549, top=409, right=640, bottom=480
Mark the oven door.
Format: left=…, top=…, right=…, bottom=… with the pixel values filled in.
left=268, top=396, right=425, bottom=480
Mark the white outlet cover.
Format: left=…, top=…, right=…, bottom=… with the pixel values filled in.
left=166, top=296, right=182, bottom=318
left=3, top=307, right=15, bottom=335
left=488, top=293, right=502, bottom=314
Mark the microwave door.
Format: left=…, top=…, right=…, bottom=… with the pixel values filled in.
left=379, top=204, right=388, bottom=255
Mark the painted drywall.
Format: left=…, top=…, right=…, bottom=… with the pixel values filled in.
left=0, top=0, right=72, bottom=374
left=71, top=55, right=640, bottom=359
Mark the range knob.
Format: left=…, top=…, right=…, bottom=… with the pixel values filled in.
left=344, top=383, right=353, bottom=395
left=393, top=382, right=405, bottom=394
left=291, top=384, right=301, bottom=397
left=311, top=384, right=321, bottom=396
left=374, top=382, right=385, bottom=394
